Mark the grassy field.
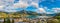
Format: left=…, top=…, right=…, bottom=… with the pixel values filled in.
left=58, top=19, right=60, bottom=23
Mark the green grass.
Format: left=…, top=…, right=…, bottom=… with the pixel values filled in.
left=58, top=19, right=60, bottom=23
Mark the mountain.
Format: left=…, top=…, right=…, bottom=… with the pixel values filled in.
left=0, top=10, right=57, bottom=16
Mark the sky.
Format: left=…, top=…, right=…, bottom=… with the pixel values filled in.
left=0, top=0, right=60, bottom=14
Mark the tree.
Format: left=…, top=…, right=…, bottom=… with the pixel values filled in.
left=12, top=19, right=14, bottom=23
left=6, top=18, right=11, bottom=23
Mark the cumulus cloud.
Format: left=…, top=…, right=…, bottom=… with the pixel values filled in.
left=12, top=0, right=39, bottom=12
left=0, top=5, right=4, bottom=9
left=13, top=0, right=39, bottom=8
left=31, top=2, right=38, bottom=8
left=13, top=1, right=28, bottom=8
left=46, top=7, right=60, bottom=14
left=4, top=5, right=19, bottom=12
left=0, top=5, right=5, bottom=11
left=41, top=7, right=60, bottom=14
left=0, top=0, right=14, bottom=11
left=9, top=0, right=39, bottom=12
left=0, top=0, right=14, bottom=5
left=36, top=7, right=59, bottom=14
left=52, top=8, right=60, bottom=13
left=13, top=0, right=31, bottom=8
left=36, top=8, right=46, bottom=13
left=0, top=0, right=40, bottom=12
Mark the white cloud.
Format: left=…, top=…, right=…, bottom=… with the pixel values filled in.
left=13, top=0, right=29, bottom=8
left=52, top=8, right=60, bottom=10
left=32, top=0, right=39, bottom=3
left=4, top=6, right=18, bottom=12
left=13, top=2, right=28, bottom=8
left=0, top=0, right=14, bottom=12
left=31, top=2, right=38, bottom=8
left=3, top=0, right=14, bottom=3
left=46, top=12, right=55, bottom=14
left=0, top=5, right=5, bottom=11
left=36, top=7, right=60, bottom=14
left=0, top=0, right=29, bottom=12
left=0, top=0, right=14, bottom=5
left=0, top=5, right=4, bottom=9
left=4, top=10, right=17, bottom=12
left=36, top=8, right=46, bottom=13
left=52, top=8, right=60, bottom=13
left=13, top=0, right=39, bottom=9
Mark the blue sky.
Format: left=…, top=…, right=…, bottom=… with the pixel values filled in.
left=0, top=0, right=60, bottom=14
